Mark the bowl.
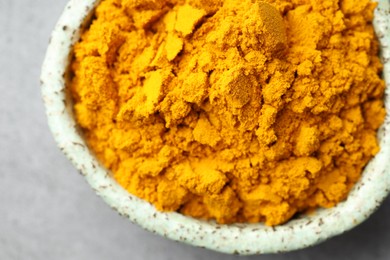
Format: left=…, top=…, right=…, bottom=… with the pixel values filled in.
left=41, top=0, right=390, bottom=255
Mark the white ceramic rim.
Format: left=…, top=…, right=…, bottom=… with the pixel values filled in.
left=41, top=0, right=390, bottom=255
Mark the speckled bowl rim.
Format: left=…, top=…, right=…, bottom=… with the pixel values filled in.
left=41, top=0, right=390, bottom=255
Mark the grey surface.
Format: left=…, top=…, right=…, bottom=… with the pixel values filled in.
left=0, top=0, right=389, bottom=259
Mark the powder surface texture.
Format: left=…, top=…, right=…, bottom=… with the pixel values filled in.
left=71, top=0, right=385, bottom=225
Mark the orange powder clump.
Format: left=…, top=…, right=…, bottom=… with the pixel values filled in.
left=71, top=0, right=385, bottom=225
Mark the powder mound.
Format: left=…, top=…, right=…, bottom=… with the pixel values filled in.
left=71, top=0, right=385, bottom=226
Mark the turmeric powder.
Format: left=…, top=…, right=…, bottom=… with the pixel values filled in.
left=71, top=0, right=386, bottom=226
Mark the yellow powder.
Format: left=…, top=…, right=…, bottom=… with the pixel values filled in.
left=71, top=0, right=385, bottom=226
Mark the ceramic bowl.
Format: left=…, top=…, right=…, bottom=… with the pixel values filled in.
left=41, top=0, right=390, bottom=255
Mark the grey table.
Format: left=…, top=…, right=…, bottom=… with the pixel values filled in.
left=1, top=0, right=389, bottom=259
